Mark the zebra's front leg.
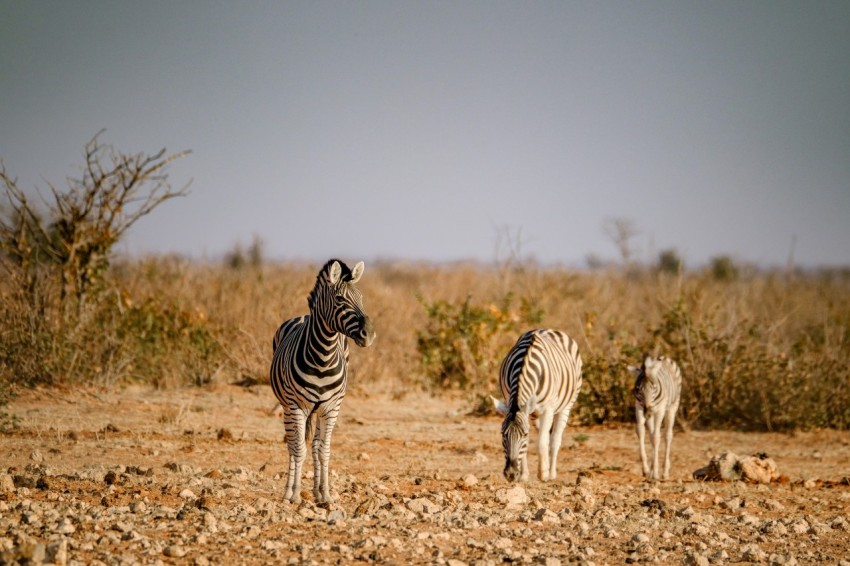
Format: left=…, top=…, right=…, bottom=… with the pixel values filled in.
left=313, top=409, right=338, bottom=506
left=283, top=407, right=308, bottom=504
left=649, top=411, right=664, bottom=481
left=536, top=410, right=554, bottom=481
left=548, top=410, right=570, bottom=481
left=662, top=404, right=678, bottom=480
left=635, top=403, right=650, bottom=479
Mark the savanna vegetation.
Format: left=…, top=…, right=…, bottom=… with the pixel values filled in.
left=2, top=137, right=849, bottom=433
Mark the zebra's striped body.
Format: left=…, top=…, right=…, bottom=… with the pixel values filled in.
left=630, top=356, right=682, bottom=481
left=270, top=259, right=375, bottom=505
left=492, top=329, right=582, bottom=483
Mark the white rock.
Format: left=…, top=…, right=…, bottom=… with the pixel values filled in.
left=495, top=486, right=528, bottom=508
left=164, top=544, right=187, bottom=557
left=406, top=497, right=442, bottom=514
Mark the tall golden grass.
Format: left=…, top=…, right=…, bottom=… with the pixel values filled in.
left=2, top=256, right=849, bottom=431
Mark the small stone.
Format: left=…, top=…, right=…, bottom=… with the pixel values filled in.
left=741, top=543, right=766, bottom=562
left=46, top=538, right=68, bottom=566
left=55, top=517, right=76, bottom=534
left=739, top=454, right=779, bottom=484
left=15, top=541, right=46, bottom=563
left=760, top=520, right=788, bottom=536
left=164, top=544, right=187, bottom=558
left=0, top=474, right=15, bottom=493
left=406, top=497, right=442, bottom=514
left=495, top=485, right=528, bottom=508
left=603, top=491, right=625, bottom=507
left=461, top=474, right=478, bottom=487
left=534, top=508, right=559, bottom=524
left=472, top=452, right=488, bottom=464
left=179, top=488, right=196, bottom=499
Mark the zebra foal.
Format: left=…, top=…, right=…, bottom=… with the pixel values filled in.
left=491, top=329, right=582, bottom=483
left=270, top=259, right=375, bottom=505
left=630, top=356, right=682, bottom=481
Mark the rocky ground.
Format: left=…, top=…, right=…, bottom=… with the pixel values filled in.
left=1, top=384, right=849, bottom=565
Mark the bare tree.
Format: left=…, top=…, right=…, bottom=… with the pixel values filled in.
left=603, top=217, right=639, bottom=268
left=1, top=130, right=191, bottom=306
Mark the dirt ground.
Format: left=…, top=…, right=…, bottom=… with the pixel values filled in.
left=1, top=384, right=849, bottom=565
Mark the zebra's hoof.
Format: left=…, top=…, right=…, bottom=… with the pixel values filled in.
left=287, top=494, right=302, bottom=505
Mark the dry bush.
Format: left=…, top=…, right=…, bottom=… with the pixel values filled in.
left=3, top=252, right=849, bottom=432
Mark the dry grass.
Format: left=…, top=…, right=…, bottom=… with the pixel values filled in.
left=2, top=257, right=849, bottom=431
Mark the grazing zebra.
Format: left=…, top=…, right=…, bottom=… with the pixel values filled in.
left=491, top=329, right=582, bottom=483
left=629, top=355, right=682, bottom=481
left=270, top=259, right=375, bottom=505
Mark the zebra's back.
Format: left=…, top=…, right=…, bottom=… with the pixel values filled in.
left=499, top=329, right=582, bottom=415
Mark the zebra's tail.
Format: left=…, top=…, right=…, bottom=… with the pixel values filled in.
left=305, top=411, right=317, bottom=444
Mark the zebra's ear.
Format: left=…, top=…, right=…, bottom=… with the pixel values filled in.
left=491, top=396, right=509, bottom=415
left=328, top=261, right=342, bottom=285
left=350, top=261, right=365, bottom=283
left=644, top=356, right=655, bottom=369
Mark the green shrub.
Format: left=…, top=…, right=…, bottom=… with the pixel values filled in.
left=0, top=270, right=224, bottom=394
left=576, top=287, right=850, bottom=431
left=114, top=296, right=222, bottom=387
left=710, top=255, right=738, bottom=281
left=657, top=249, right=684, bottom=275
left=416, top=293, right=543, bottom=391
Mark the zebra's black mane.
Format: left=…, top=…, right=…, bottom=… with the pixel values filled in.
left=321, top=258, right=354, bottom=282
left=308, top=259, right=353, bottom=311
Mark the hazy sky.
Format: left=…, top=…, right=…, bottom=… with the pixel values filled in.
left=2, top=1, right=849, bottom=267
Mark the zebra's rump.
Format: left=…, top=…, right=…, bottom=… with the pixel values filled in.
left=499, top=329, right=582, bottom=415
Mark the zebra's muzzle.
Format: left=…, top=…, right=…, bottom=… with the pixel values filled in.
left=352, top=317, right=376, bottom=348
left=504, top=463, right=521, bottom=483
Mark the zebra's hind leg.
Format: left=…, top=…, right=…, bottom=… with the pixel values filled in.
left=283, top=406, right=308, bottom=504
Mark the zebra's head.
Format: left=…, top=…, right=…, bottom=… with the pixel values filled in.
left=494, top=396, right=534, bottom=483
left=308, top=259, right=376, bottom=348
left=628, top=356, right=659, bottom=383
